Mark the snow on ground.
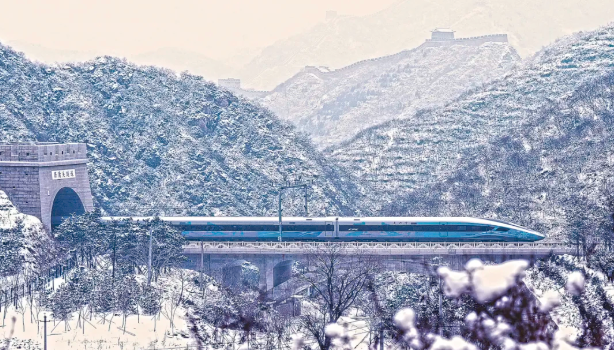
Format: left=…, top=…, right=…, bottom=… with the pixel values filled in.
left=0, top=271, right=199, bottom=350
left=0, top=190, right=43, bottom=231
left=524, top=255, right=614, bottom=339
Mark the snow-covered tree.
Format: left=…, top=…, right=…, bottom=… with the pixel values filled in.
left=295, top=245, right=381, bottom=350
left=54, top=209, right=106, bottom=267
left=0, top=221, right=25, bottom=277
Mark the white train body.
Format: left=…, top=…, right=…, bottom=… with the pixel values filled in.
left=101, top=216, right=545, bottom=242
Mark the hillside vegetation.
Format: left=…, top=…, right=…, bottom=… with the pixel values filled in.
left=385, top=62, right=614, bottom=241
left=0, top=44, right=363, bottom=217
left=261, top=41, right=519, bottom=148
left=326, top=24, right=614, bottom=221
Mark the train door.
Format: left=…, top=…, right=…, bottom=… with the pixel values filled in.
left=439, top=222, right=449, bottom=239
left=325, top=221, right=334, bottom=238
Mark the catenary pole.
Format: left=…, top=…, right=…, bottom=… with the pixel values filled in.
left=200, top=241, right=204, bottom=296
left=304, top=188, right=308, bottom=216
left=278, top=190, right=283, bottom=242
left=277, top=177, right=315, bottom=242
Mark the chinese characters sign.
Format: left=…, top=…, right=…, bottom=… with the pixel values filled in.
left=52, top=169, right=76, bottom=180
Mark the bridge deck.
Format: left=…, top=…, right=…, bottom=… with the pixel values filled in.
left=183, top=241, right=575, bottom=256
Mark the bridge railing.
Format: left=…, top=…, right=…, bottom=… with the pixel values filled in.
left=182, top=241, right=577, bottom=255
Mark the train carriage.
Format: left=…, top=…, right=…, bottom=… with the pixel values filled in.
left=101, top=216, right=545, bottom=242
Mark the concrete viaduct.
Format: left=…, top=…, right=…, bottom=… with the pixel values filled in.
left=182, top=241, right=575, bottom=291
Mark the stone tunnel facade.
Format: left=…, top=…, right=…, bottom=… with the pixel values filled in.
left=0, top=142, right=94, bottom=232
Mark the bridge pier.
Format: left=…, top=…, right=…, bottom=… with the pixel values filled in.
left=182, top=242, right=574, bottom=294
left=184, top=253, right=302, bottom=291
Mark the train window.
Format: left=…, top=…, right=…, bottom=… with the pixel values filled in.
left=183, top=224, right=276, bottom=231
left=495, top=227, right=510, bottom=232
left=339, top=225, right=386, bottom=231
left=443, top=225, right=467, bottom=231
left=283, top=225, right=327, bottom=231
left=338, top=224, right=450, bottom=232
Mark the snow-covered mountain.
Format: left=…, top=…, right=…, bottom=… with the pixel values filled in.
left=261, top=39, right=520, bottom=149
left=384, top=64, right=614, bottom=239
left=239, top=0, right=614, bottom=90
left=327, top=23, right=614, bottom=222
left=0, top=44, right=363, bottom=217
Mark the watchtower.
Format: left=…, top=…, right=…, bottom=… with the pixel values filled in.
left=0, top=142, right=94, bottom=232
left=431, top=28, right=455, bottom=41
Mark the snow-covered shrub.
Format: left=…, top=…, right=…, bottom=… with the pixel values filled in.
left=527, top=255, right=614, bottom=349
left=329, top=259, right=610, bottom=350
left=139, top=284, right=162, bottom=316
left=367, top=271, right=475, bottom=338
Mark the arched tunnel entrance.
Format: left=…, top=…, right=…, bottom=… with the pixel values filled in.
left=51, top=187, right=85, bottom=230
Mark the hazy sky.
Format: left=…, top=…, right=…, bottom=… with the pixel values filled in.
left=0, top=0, right=397, bottom=60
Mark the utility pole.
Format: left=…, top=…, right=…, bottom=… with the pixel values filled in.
left=200, top=241, right=205, bottom=297
left=112, top=227, right=117, bottom=280
left=40, top=314, right=50, bottom=350
left=439, top=274, right=443, bottom=336
left=277, top=176, right=316, bottom=242
left=147, top=225, right=153, bottom=285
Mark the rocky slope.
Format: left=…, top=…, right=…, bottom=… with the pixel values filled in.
left=0, top=44, right=364, bottom=217
left=261, top=41, right=520, bottom=149
left=327, top=23, right=614, bottom=223
left=239, top=0, right=614, bottom=89
left=0, top=190, right=50, bottom=275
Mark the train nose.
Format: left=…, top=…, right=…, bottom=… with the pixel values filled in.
left=529, top=230, right=546, bottom=241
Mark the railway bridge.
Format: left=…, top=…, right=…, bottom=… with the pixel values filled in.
left=182, top=241, right=576, bottom=291
left=0, top=142, right=578, bottom=293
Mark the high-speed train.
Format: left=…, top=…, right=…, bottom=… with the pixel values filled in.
left=101, top=216, right=545, bottom=242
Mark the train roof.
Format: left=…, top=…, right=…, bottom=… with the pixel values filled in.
left=100, top=216, right=544, bottom=238
left=103, top=216, right=503, bottom=222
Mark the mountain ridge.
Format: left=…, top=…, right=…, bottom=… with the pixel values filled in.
left=239, top=0, right=614, bottom=90
left=260, top=38, right=520, bottom=148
